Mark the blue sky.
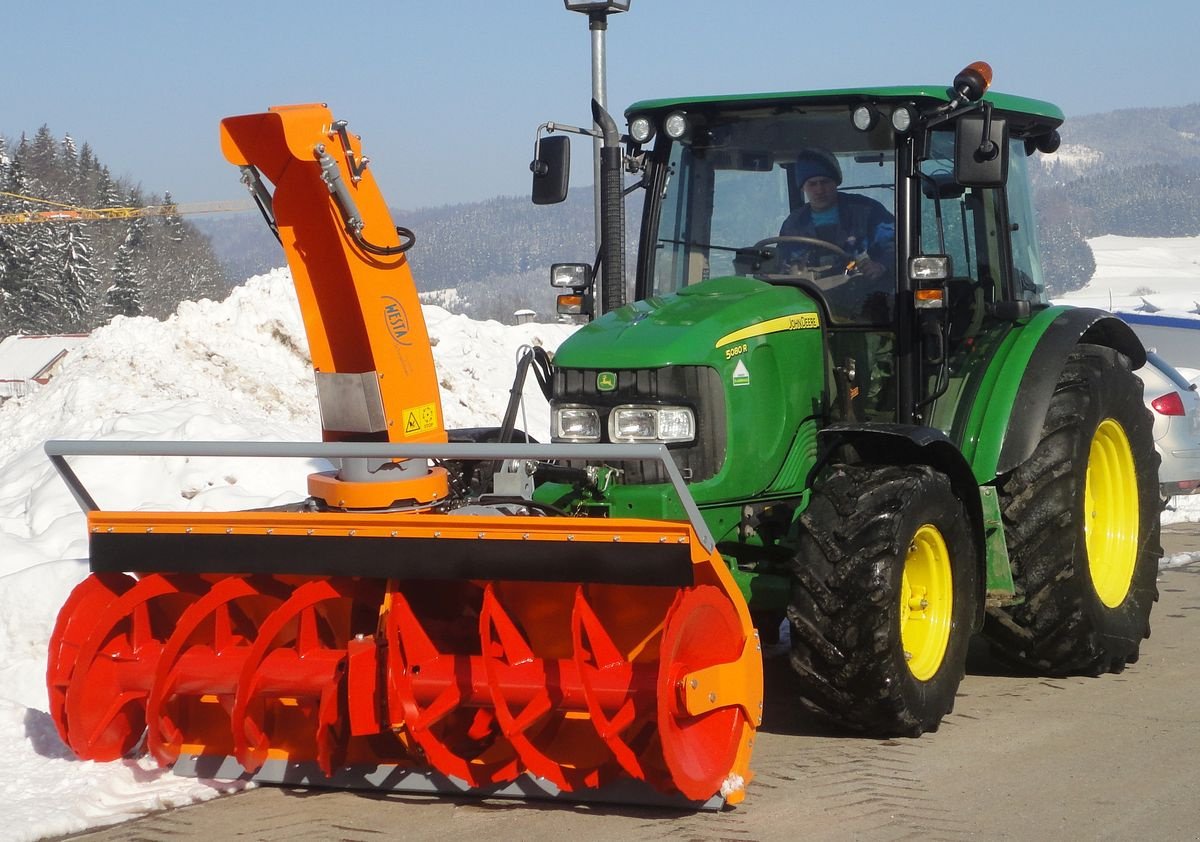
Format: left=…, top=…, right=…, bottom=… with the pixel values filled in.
left=4, top=1, right=1196, bottom=210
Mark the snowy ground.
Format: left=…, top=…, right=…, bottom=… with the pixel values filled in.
left=1, top=237, right=1199, bottom=840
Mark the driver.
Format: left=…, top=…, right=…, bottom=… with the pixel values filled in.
left=779, top=148, right=895, bottom=285
left=780, top=148, right=897, bottom=419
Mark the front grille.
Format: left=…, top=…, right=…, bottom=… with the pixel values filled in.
left=552, top=365, right=726, bottom=484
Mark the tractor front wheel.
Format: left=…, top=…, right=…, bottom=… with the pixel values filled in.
left=788, top=464, right=978, bottom=736
left=985, top=344, right=1160, bottom=674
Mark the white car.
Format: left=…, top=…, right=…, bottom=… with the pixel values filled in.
left=1140, top=350, right=1200, bottom=499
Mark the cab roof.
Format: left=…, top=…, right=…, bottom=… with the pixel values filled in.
left=626, top=85, right=1065, bottom=135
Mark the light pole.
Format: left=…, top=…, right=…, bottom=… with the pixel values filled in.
left=563, top=1, right=630, bottom=259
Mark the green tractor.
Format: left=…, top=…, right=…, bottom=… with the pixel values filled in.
left=530, top=62, right=1161, bottom=736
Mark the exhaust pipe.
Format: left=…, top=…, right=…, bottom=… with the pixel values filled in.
left=592, top=99, right=626, bottom=313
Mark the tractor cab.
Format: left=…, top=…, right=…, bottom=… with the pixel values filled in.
left=621, top=76, right=1063, bottom=426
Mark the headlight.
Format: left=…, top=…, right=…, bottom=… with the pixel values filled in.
left=664, top=111, right=689, bottom=140
left=553, top=405, right=601, bottom=442
left=629, top=115, right=655, bottom=144
left=609, top=405, right=695, bottom=443
left=891, top=104, right=916, bottom=133
left=852, top=104, right=878, bottom=132
left=656, top=407, right=696, bottom=441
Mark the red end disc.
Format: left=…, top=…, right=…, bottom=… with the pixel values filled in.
left=656, top=585, right=749, bottom=802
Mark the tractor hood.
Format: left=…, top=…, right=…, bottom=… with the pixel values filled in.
left=553, top=276, right=823, bottom=370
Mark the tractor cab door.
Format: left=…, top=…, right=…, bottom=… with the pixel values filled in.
left=915, top=128, right=1048, bottom=432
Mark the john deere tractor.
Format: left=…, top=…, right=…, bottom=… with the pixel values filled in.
left=531, top=61, right=1160, bottom=737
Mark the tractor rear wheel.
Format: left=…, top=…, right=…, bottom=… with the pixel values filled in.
left=984, top=344, right=1160, bottom=674
left=788, top=464, right=978, bottom=736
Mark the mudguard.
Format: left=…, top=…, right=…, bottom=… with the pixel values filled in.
left=961, top=306, right=1145, bottom=483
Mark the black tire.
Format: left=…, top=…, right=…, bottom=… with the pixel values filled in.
left=984, top=344, right=1161, bottom=675
left=788, top=464, right=979, bottom=737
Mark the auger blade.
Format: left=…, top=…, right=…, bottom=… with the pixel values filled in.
left=48, top=508, right=763, bottom=807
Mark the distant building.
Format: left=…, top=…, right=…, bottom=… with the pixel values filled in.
left=0, top=334, right=89, bottom=400
left=513, top=309, right=537, bottom=325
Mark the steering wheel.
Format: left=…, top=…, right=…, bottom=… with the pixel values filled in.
left=752, top=236, right=850, bottom=260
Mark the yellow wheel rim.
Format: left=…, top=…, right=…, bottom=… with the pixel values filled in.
left=900, top=524, right=953, bottom=681
left=1084, top=418, right=1139, bottom=608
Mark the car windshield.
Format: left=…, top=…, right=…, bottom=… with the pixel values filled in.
left=649, top=103, right=897, bottom=323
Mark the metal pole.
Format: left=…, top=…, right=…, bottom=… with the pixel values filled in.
left=589, top=13, right=607, bottom=282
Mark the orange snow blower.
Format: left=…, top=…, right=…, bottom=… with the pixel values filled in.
left=44, top=104, right=762, bottom=808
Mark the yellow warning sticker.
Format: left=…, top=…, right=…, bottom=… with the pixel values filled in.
left=402, top=402, right=439, bottom=436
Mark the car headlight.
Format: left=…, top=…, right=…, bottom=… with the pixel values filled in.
left=553, top=405, right=601, bottom=442
left=609, top=405, right=695, bottom=443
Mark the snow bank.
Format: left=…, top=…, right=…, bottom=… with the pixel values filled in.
left=1059, top=235, right=1200, bottom=321
left=0, top=269, right=574, bottom=841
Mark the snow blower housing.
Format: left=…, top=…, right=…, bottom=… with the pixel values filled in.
left=46, top=62, right=1160, bottom=809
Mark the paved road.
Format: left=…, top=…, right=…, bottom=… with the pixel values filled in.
left=63, top=525, right=1200, bottom=841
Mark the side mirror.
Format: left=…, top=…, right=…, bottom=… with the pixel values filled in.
left=954, top=113, right=1009, bottom=187
left=989, top=299, right=1031, bottom=321
left=531, top=135, right=571, bottom=205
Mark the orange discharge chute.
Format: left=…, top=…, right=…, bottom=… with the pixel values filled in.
left=44, top=105, right=763, bottom=808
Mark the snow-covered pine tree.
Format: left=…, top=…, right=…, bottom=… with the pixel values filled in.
left=76, top=142, right=98, bottom=204
left=137, top=190, right=229, bottom=318
left=0, top=151, right=37, bottom=334
left=94, top=165, right=121, bottom=209
left=24, top=125, right=59, bottom=200
left=17, top=215, right=65, bottom=333
left=1, top=125, right=228, bottom=335
left=60, top=134, right=83, bottom=201
left=162, top=191, right=185, bottom=244
left=59, top=219, right=98, bottom=329
left=0, top=136, right=12, bottom=332
left=105, top=217, right=145, bottom=318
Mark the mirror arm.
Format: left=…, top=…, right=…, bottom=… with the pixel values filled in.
left=922, top=98, right=985, bottom=131
left=542, top=121, right=601, bottom=139
left=975, top=102, right=999, bottom=161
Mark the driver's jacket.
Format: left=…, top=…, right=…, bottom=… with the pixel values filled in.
left=778, top=193, right=895, bottom=269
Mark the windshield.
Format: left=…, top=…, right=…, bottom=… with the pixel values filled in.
left=648, top=104, right=897, bottom=324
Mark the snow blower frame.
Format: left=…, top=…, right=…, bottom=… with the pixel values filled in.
left=42, top=99, right=763, bottom=809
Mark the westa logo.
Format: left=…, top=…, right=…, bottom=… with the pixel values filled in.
left=383, top=296, right=410, bottom=345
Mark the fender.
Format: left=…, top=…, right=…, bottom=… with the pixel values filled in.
left=960, top=305, right=1145, bottom=483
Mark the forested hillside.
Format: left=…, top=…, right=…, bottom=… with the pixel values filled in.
left=0, top=126, right=228, bottom=337
left=1033, top=103, right=1200, bottom=294
left=197, top=192, right=603, bottom=323
left=11, top=103, right=1198, bottom=334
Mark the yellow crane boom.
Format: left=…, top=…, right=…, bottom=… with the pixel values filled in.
left=0, top=190, right=250, bottom=224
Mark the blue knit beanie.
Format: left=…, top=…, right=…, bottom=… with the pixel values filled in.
left=794, top=149, right=842, bottom=187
